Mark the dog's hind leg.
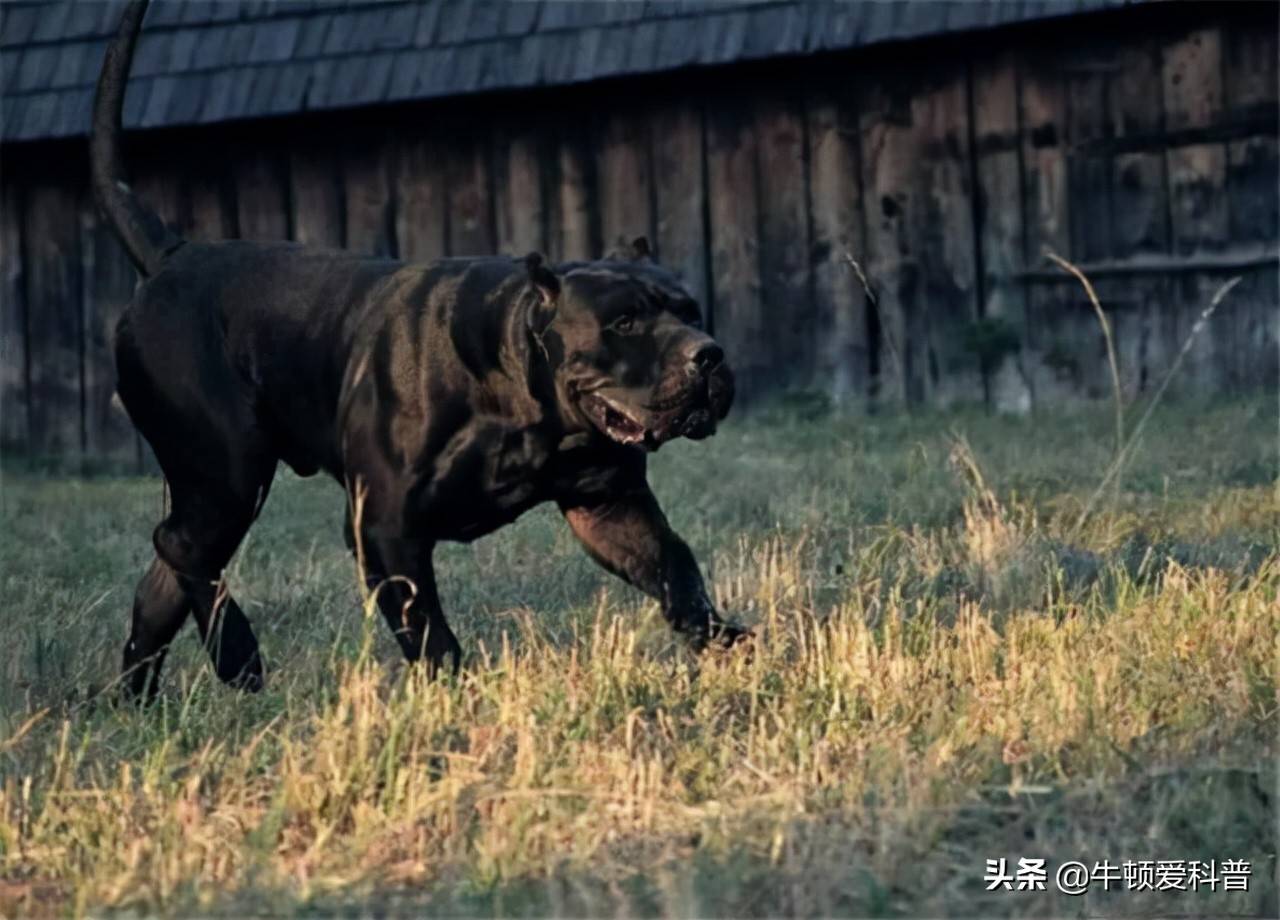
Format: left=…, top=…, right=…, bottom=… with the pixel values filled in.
left=124, top=471, right=274, bottom=698
left=149, top=468, right=274, bottom=692
left=123, top=554, right=192, bottom=699
left=117, top=387, right=277, bottom=697
left=115, top=292, right=279, bottom=698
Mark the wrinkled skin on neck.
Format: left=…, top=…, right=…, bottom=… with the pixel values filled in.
left=529, top=258, right=734, bottom=452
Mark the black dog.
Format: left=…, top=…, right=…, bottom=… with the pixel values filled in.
left=95, top=1, right=748, bottom=699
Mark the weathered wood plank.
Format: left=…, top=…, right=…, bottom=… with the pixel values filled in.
left=290, top=146, right=343, bottom=248
left=805, top=89, right=868, bottom=405
left=1226, top=136, right=1278, bottom=246
left=1019, top=43, right=1100, bottom=406
left=22, top=181, right=83, bottom=461
left=1136, top=277, right=1172, bottom=399
left=0, top=180, right=28, bottom=452
left=1019, top=49, right=1070, bottom=263
left=548, top=120, right=597, bottom=263
left=1168, top=271, right=1240, bottom=396
left=1224, top=16, right=1278, bottom=123
left=185, top=170, right=237, bottom=242
left=235, top=148, right=289, bottom=241
left=1224, top=19, right=1278, bottom=250
left=651, top=103, right=709, bottom=314
left=445, top=133, right=494, bottom=257
left=912, top=68, right=980, bottom=407
left=492, top=125, right=545, bottom=257
left=343, top=139, right=396, bottom=257
left=1064, top=44, right=1116, bottom=264
left=1163, top=22, right=1232, bottom=397
left=394, top=133, right=447, bottom=263
left=705, top=96, right=763, bottom=402
left=1107, top=38, right=1171, bottom=399
left=857, top=72, right=918, bottom=405
left=1022, top=280, right=1100, bottom=406
left=1112, top=40, right=1163, bottom=138
left=1112, top=152, right=1168, bottom=257
left=80, top=201, right=138, bottom=465
left=596, top=107, right=654, bottom=256
left=1161, top=27, right=1224, bottom=133
left=1167, top=144, right=1228, bottom=256
left=1163, top=24, right=1229, bottom=260
left=1235, top=266, right=1280, bottom=392
left=133, top=162, right=190, bottom=244
left=1088, top=275, right=1145, bottom=401
left=1177, top=266, right=1280, bottom=399
left=179, top=139, right=238, bottom=243
left=755, top=93, right=812, bottom=395
left=971, top=52, right=1031, bottom=412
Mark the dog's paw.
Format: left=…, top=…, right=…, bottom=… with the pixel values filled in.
left=687, top=619, right=753, bottom=655
left=710, top=620, right=753, bottom=649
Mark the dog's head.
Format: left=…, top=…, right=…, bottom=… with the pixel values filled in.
left=526, top=238, right=733, bottom=450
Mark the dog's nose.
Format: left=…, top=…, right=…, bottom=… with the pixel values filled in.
left=688, top=343, right=724, bottom=377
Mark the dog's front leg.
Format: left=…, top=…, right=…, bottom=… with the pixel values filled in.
left=559, top=488, right=749, bottom=650
left=358, top=533, right=461, bottom=676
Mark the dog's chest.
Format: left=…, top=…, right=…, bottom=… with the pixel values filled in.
left=418, top=422, right=557, bottom=540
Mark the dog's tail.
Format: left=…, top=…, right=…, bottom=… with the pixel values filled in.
left=91, top=0, right=183, bottom=277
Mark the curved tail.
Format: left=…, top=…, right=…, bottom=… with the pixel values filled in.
left=91, top=0, right=183, bottom=277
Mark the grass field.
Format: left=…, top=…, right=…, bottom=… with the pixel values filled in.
left=1, top=398, right=1276, bottom=917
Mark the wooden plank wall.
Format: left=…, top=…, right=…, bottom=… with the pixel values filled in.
left=1, top=7, right=1276, bottom=467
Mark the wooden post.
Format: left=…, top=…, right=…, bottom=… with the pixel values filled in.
left=1, top=180, right=28, bottom=453
left=343, top=137, right=396, bottom=257
left=548, top=117, right=598, bottom=263
left=492, top=124, right=546, bottom=258
left=134, top=163, right=191, bottom=244
left=184, top=138, right=239, bottom=243
left=705, top=95, right=764, bottom=403
left=445, top=131, right=494, bottom=258
left=235, top=148, right=290, bottom=242
left=858, top=69, right=923, bottom=406
left=1224, top=17, right=1279, bottom=392
left=394, top=133, right=448, bottom=263
left=80, top=198, right=139, bottom=466
left=971, top=51, right=1032, bottom=413
left=652, top=102, right=710, bottom=314
left=1018, top=42, right=1078, bottom=406
left=1109, top=38, right=1171, bottom=399
left=912, top=68, right=980, bottom=408
left=805, top=88, right=869, bottom=405
left=1162, top=26, right=1230, bottom=393
left=22, top=181, right=83, bottom=462
left=290, top=146, right=344, bottom=249
left=596, top=107, right=655, bottom=257
left=755, top=92, right=814, bottom=396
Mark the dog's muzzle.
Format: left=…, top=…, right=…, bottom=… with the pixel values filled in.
left=671, top=361, right=733, bottom=441
left=579, top=339, right=733, bottom=449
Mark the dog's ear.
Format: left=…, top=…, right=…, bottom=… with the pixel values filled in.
left=604, top=235, right=653, bottom=263
left=524, top=252, right=559, bottom=332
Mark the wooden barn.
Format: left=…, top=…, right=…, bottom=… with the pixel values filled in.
left=1, top=0, right=1277, bottom=467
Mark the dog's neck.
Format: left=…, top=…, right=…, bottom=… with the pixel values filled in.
left=511, top=291, right=602, bottom=441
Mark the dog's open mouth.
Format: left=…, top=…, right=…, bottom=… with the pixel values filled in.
left=582, top=393, right=650, bottom=446
left=581, top=389, right=717, bottom=449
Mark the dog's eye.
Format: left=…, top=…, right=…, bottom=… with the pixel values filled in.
left=610, top=314, right=637, bottom=334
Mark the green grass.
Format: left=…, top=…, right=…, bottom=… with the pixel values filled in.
left=1, top=398, right=1277, bottom=917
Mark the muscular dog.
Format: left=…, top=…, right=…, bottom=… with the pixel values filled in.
left=95, top=2, right=748, bottom=699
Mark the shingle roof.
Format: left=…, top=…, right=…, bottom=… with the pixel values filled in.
left=1, top=0, right=1138, bottom=143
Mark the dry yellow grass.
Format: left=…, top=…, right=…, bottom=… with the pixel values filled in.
left=0, top=398, right=1276, bottom=916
